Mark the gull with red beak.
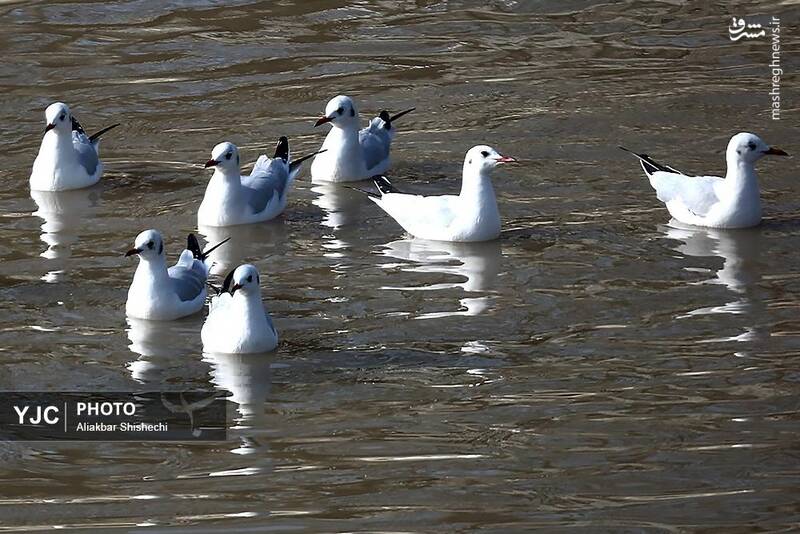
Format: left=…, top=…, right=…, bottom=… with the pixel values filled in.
left=364, top=145, right=516, bottom=242
left=310, top=94, right=414, bottom=183
left=201, top=264, right=278, bottom=354
left=30, top=102, right=119, bottom=191
left=621, top=132, right=789, bottom=228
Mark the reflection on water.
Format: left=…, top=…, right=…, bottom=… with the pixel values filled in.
left=31, top=188, right=100, bottom=283
left=312, top=183, right=372, bottom=230
left=199, top=221, right=288, bottom=276
left=662, top=221, right=766, bottom=347
left=380, top=238, right=503, bottom=318
left=126, top=316, right=205, bottom=384
left=204, top=352, right=271, bottom=421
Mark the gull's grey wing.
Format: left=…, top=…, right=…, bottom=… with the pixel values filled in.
left=167, top=264, right=206, bottom=301
left=359, top=119, right=392, bottom=172
left=72, top=132, right=100, bottom=176
left=242, top=155, right=291, bottom=214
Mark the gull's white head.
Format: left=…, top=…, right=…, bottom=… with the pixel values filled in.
left=44, top=102, right=72, bottom=134
left=727, top=132, right=787, bottom=164
left=126, top=229, right=165, bottom=261
left=463, top=145, right=517, bottom=175
left=315, top=95, right=359, bottom=129
left=228, top=264, right=261, bottom=296
left=205, top=142, right=240, bottom=173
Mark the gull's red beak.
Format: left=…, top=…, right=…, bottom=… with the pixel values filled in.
left=315, top=116, right=333, bottom=127
left=765, top=146, right=788, bottom=156
left=44, top=123, right=56, bottom=133
left=204, top=159, right=218, bottom=168
left=494, top=155, right=517, bottom=164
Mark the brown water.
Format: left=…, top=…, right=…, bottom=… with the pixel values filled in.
left=1, top=1, right=798, bottom=531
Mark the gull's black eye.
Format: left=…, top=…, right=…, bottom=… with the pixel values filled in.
left=147, top=241, right=154, bottom=249
left=336, top=107, right=343, bottom=115
left=225, top=152, right=232, bottom=160
left=747, top=142, right=756, bottom=150
left=59, top=114, right=65, bottom=121
left=246, top=275, right=252, bottom=283
left=480, top=150, right=489, bottom=157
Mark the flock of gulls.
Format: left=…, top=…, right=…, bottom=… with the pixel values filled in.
left=29, top=96, right=788, bottom=354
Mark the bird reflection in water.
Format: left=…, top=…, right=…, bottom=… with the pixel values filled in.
left=379, top=238, right=503, bottom=318
left=31, top=188, right=100, bottom=283
left=661, top=220, right=765, bottom=348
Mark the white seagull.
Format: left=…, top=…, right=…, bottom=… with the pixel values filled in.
left=310, top=95, right=414, bottom=183
left=125, top=230, right=229, bottom=320
left=198, top=136, right=322, bottom=227
left=30, top=102, right=119, bottom=191
left=365, top=145, right=516, bottom=242
left=622, top=132, right=788, bottom=228
left=201, top=264, right=278, bottom=354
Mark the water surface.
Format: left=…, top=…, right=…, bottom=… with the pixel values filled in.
left=0, top=1, right=798, bottom=531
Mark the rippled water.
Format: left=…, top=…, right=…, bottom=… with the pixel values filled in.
left=0, top=1, right=798, bottom=531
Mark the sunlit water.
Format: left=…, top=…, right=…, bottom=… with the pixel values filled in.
left=0, top=1, right=798, bottom=531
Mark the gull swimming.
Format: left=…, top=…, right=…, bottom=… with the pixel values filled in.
left=125, top=230, right=228, bottom=320
left=310, top=95, right=414, bottom=183
left=30, top=102, right=119, bottom=191
left=621, top=132, right=788, bottom=228
left=199, top=136, right=322, bottom=227
left=364, top=145, right=516, bottom=242
left=201, top=264, right=278, bottom=354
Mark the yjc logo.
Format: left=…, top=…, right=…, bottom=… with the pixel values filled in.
left=14, top=405, right=60, bottom=425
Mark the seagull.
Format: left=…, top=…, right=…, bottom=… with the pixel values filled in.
left=198, top=136, right=322, bottom=227
left=125, top=230, right=229, bottom=320
left=364, top=145, right=516, bottom=242
left=621, top=132, right=788, bottom=228
left=201, top=264, right=278, bottom=354
left=30, top=102, right=119, bottom=191
left=310, top=95, right=414, bottom=183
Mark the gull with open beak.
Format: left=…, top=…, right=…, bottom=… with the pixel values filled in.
left=362, top=145, right=516, bottom=242
left=30, top=102, right=119, bottom=191
left=621, top=132, right=789, bottom=228
left=310, top=94, right=414, bottom=183
left=201, top=264, right=278, bottom=354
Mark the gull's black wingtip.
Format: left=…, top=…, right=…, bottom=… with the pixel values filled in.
left=274, top=136, right=289, bottom=162
left=89, top=123, right=120, bottom=143
left=373, top=175, right=401, bottom=194
left=344, top=184, right=380, bottom=198
left=187, top=233, right=203, bottom=259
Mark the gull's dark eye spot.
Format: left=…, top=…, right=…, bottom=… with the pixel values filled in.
left=147, top=241, right=154, bottom=249
left=747, top=142, right=756, bottom=150
left=480, top=150, right=489, bottom=158
left=246, top=275, right=252, bottom=283
left=59, top=114, right=65, bottom=121
left=225, top=152, right=232, bottom=160
left=336, top=107, right=343, bottom=115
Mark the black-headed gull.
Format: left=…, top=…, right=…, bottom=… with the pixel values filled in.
left=199, top=137, right=321, bottom=227
left=310, top=95, right=414, bottom=183
left=201, top=264, right=278, bottom=354
left=622, top=132, right=788, bottom=228
left=365, top=145, right=515, bottom=242
left=30, top=102, right=119, bottom=191
left=125, top=230, right=228, bottom=320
